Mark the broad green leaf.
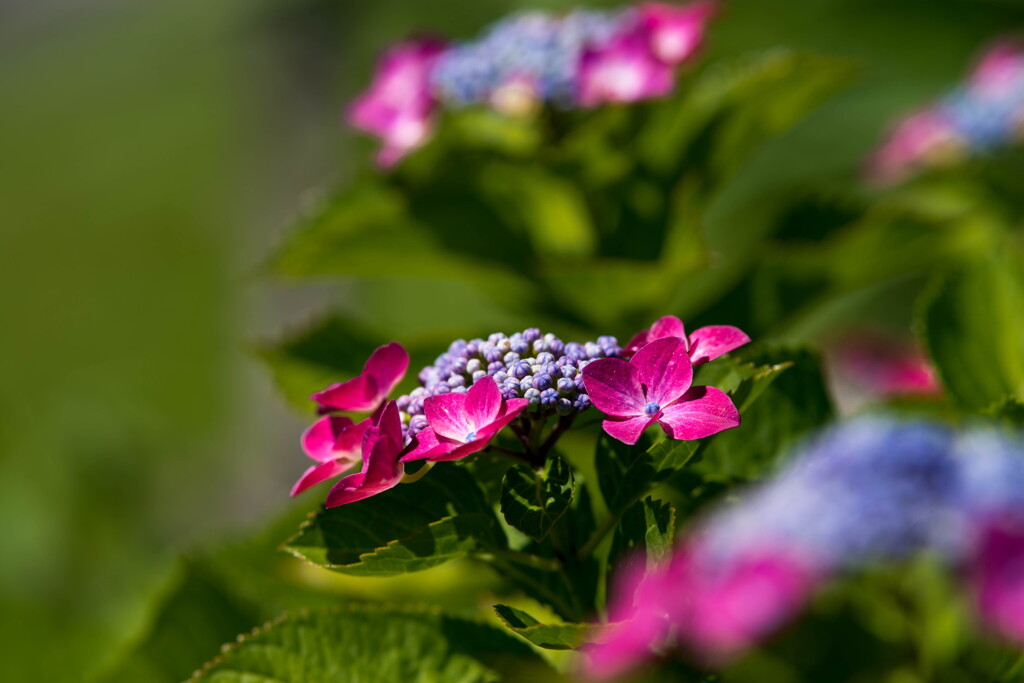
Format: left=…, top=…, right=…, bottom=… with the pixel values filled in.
left=919, top=255, right=1024, bottom=411
left=985, top=395, right=1024, bottom=427
left=493, top=604, right=594, bottom=650
left=480, top=164, right=596, bottom=258
left=640, top=49, right=856, bottom=177
left=500, top=455, right=575, bottom=542
left=691, top=347, right=833, bottom=484
left=191, top=605, right=556, bottom=683
left=595, top=433, right=698, bottom=518
left=284, top=465, right=506, bottom=576
left=609, top=496, right=676, bottom=572
left=98, top=560, right=260, bottom=683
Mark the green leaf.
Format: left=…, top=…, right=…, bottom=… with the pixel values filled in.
left=191, top=605, right=557, bottom=683
left=595, top=433, right=698, bottom=518
left=284, top=465, right=506, bottom=576
left=919, top=255, right=1024, bottom=411
left=500, top=455, right=575, bottom=542
left=97, top=560, right=260, bottom=683
left=609, top=496, right=676, bottom=571
left=692, top=347, right=834, bottom=484
left=493, top=604, right=595, bottom=651
left=985, top=395, right=1024, bottom=427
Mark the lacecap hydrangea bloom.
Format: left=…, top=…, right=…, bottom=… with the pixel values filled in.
left=347, top=2, right=716, bottom=165
left=868, top=39, right=1024, bottom=184
left=292, top=319, right=745, bottom=507
left=584, top=416, right=1024, bottom=679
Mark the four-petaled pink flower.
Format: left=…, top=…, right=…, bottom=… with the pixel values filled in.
left=311, top=342, right=409, bottom=414
left=347, top=39, right=448, bottom=168
left=583, top=336, right=740, bottom=445
left=638, top=1, right=715, bottom=66
left=576, top=31, right=675, bottom=108
left=623, top=315, right=750, bottom=365
left=290, top=415, right=372, bottom=496
left=402, top=377, right=528, bottom=462
left=969, top=517, right=1024, bottom=643
left=325, top=401, right=407, bottom=507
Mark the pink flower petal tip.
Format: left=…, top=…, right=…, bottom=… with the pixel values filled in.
left=311, top=342, right=409, bottom=414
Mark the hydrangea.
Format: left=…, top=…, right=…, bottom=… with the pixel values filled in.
left=869, top=39, right=1024, bottom=184
left=587, top=416, right=1024, bottom=674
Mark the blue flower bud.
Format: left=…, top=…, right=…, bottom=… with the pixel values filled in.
left=410, top=387, right=428, bottom=399
left=543, top=333, right=564, bottom=355
left=511, top=360, right=532, bottom=379
left=396, top=395, right=412, bottom=411
left=531, top=364, right=545, bottom=375
left=519, top=377, right=534, bottom=394
left=488, top=332, right=507, bottom=344
left=452, top=385, right=468, bottom=393
left=532, top=373, right=553, bottom=390
left=511, top=339, right=529, bottom=354
left=487, top=360, right=505, bottom=374
left=524, top=387, right=542, bottom=405
left=540, top=388, right=559, bottom=406
left=409, top=415, right=429, bottom=433
left=500, top=386, right=520, bottom=400
left=522, top=328, right=541, bottom=343
left=557, top=377, right=576, bottom=394
left=573, top=394, right=592, bottom=411
left=584, top=342, right=602, bottom=359
left=497, top=338, right=512, bottom=353
left=493, top=370, right=509, bottom=384
left=485, top=348, right=504, bottom=363
left=472, top=370, right=487, bottom=382
left=466, top=358, right=482, bottom=374
left=556, top=398, right=574, bottom=416
left=451, top=357, right=468, bottom=374
left=536, top=352, right=555, bottom=365
left=574, top=376, right=586, bottom=392
left=564, top=342, right=587, bottom=360
left=465, top=341, right=480, bottom=357
left=503, top=351, right=520, bottom=364
left=560, top=365, right=577, bottom=379
left=448, top=374, right=466, bottom=388
left=432, top=383, right=451, bottom=395
left=597, top=335, right=617, bottom=349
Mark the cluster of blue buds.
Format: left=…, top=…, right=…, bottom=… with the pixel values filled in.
left=395, top=328, right=621, bottom=438
left=431, top=9, right=627, bottom=109
left=696, top=416, right=1024, bottom=572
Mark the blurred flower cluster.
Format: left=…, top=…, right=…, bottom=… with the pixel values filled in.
left=292, top=316, right=747, bottom=507
left=587, top=416, right=1024, bottom=678
left=347, top=2, right=715, bottom=165
left=869, top=40, right=1024, bottom=184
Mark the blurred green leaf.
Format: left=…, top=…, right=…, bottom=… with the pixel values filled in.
left=595, top=434, right=698, bottom=518
left=500, top=455, right=575, bottom=542
left=480, top=164, right=596, bottom=258
left=609, top=496, right=676, bottom=572
left=493, top=604, right=594, bottom=650
left=919, top=255, right=1024, bottom=411
left=640, top=49, right=857, bottom=178
left=97, top=560, right=260, bottom=683
left=190, top=605, right=556, bottom=683
left=985, top=395, right=1024, bottom=427
left=691, top=347, right=834, bottom=483
left=284, top=465, right=506, bottom=576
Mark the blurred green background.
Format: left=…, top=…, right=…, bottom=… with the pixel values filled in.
left=1, top=0, right=1021, bottom=680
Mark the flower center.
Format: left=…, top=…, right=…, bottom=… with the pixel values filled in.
left=644, top=402, right=661, bottom=417
left=465, top=431, right=478, bottom=442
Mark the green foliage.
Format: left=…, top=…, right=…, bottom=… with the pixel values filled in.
left=692, top=347, right=834, bottom=484
left=500, top=455, right=575, bottom=542
left=190, top=605, right=556, bottom=683
left=97, top=560, right=260, bottom=683
left=595, top=434, right=698, bottom=519
left=609, top=496, right=676, bottom=572
left=493, top=604, right=594, bottom=651
left=919, top=254, right=1024, bottom=412
left=284, top=465, right=506, bottom=576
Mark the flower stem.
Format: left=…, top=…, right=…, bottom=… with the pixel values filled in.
left=577, top=512, right=622, bottom=559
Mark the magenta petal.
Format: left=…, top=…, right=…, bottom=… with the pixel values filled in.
left=326, top=433, right=404, bottom=507
left=658, top=386, right=740, bottom=440
left=688, top=325, right=751, bottom=365
left=301, top=415, right=355, bottom=462
left=310, top=375, right=375, bottom=413
left=424, top=392, right=472, bottom=441
left=648, top=315, right=686, bottom=342
left=582, top=358, right=646, bottom=417
left=401, top=428, right=455, bottom=462
left=290, top=460, right=354, bottom=497
left=602, top=416, right=655, bottom=445
left=632, top=337, right=693, bottom=407
left=465, top=377, right=502, bottom=430
left=364, top=341, right=410, bottom=398
left=971, top=519, right=1024, bottom=642
left=426, top=399, right=529, bottom=462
